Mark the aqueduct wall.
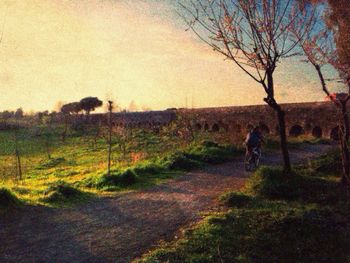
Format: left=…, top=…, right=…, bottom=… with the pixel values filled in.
left=91, top=101, right=342, bottom=140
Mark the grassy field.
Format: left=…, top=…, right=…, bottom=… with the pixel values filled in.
left=0, top=125, right=242, bottom=206
left=138, top=151, right=349, bottom=263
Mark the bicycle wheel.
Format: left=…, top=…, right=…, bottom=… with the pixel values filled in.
left=244, top=153, right=252, bottom=171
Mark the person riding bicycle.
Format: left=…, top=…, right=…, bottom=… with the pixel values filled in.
left=244, top=126, right=264, bottom=156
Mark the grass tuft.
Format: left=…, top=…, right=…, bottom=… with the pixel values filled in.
left=41, top=181, right=83, bottom=203
left=245, top=166, right=303, bottom=200
left=96, top=169, right=138, bottom=189
left=36, top=157, right=66, bottom=169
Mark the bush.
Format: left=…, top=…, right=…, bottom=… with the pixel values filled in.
left=219, top=192, right=253, bottom=208
left=96, top=169, right=138, bottom=189
left=0, top=188, right=21, bottom=209
left=163, top=152, right=202, bottom=171
left=133, top=162, right=165, bottom=176
left=245, top=167, right=303, bottom=200
left=41, top=181, right=82, bottom=203
left=118, top=169, right=138, bottom=186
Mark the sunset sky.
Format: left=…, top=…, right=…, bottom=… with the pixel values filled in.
left=0, top=0, right=342, bottom=112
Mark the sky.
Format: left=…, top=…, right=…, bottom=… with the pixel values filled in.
left=0, top=0, right=342, bottom=112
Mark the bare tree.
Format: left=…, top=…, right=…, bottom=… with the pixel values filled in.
left=290, top=1, right=350, bottom=190
left=180, top=0, right=316, bottom=172
left=107, top=100, right=113, bottom=176
left=13, top=128, right=22, bottom=180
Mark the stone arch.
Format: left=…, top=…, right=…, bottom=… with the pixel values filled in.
left=312, top=126, right=323, bottom=138
left=195, top=123, right=202, bottom=131
left=330, top=126, right=340, bottom=141
left=204, top=123, right=209, bottom=131
left=289, top=125, right=304, bottom=137
left=212, top=123, right=220, bottom=132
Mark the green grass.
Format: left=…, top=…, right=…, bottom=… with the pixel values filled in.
left=139, top=152, right=350, bottom=263
left=0, top=126, right=240, bottom=206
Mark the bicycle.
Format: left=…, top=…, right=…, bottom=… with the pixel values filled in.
left=244, top=146, right=261, bottom=171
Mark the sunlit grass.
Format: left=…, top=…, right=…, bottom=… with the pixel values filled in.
left=0, top=127, right=241, bottom=206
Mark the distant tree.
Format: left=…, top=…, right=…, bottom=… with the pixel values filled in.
left=60, top=102, right=82, bottom=115
left=0, top=110, right=14, bottom=120
left=60, top=102, right=82, bottom=141
left=14, top=108, right=24, bottom=119
left=180, top=0, right=317, bottom=172
left=79, top=97, right=102, bottom=115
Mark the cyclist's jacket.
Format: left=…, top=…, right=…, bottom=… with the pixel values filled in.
left=245, top=131, right=262, bottom=147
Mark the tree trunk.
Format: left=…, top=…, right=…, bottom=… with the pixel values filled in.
left=339, top=102, right=350, bottom=192
left=107, top=102, right=113, bottom=176
left=276, top=107, right=292, bottom=172
left=264, top=71, right=291, bottom=173
left=62, top=115, right=68, bottom=143
left=14, top=131, right=22, bottom=180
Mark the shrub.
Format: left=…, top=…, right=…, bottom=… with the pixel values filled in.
left=163, top=152, right=202, bottom=171
left=219, top=192, right=253, bottom=208
left=41, top=181, right=82, bottom=203
left=133, top=162, right=164, bottom=176
left=118, top=169, right=138, bottom=186
left=96, top=169, right=138, bottom=189
left=245, top=167, right=303, bottom=200
left=0, top=188, right=21, bottom=209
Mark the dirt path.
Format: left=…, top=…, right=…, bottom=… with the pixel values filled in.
left=0, top=144, right=333, bottom=263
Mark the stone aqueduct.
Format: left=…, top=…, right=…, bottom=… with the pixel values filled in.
left=91, top=101, right=342, bottom=140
